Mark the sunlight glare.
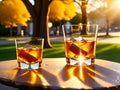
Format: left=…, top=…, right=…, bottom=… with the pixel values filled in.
left=114, top=0, right=120, bottom=9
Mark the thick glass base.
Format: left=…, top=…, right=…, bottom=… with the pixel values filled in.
left=66, top=57, right=94, bottom=66
left=18, top=62, right=41, bottom=69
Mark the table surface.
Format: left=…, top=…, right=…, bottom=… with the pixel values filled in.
left=0, top=58, right=120, bottom=90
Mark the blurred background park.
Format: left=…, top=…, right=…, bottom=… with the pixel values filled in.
left=0, top=0, right=120, bottom=63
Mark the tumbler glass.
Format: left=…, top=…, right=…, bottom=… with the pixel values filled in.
left=15, top=38, right=44, bottom=69
left=62, top=24, right=98, bottom=66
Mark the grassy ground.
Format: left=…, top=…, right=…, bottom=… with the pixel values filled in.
left=0, top=42, right=120, bottom=63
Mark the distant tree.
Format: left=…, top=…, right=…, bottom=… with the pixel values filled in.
left=49, top=0, right=77, bottom=35
left=0, top=0, right=30, bottom=27
left=0, top=0, right=30, bottom=36
left=106, top=0, right=120, bottom=26
left=104, top=0, right=119, bottom=35
left=93, top=0, right=119, bottom=35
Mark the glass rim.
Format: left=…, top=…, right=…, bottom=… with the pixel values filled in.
left=15, top=37, right=44, bottom=49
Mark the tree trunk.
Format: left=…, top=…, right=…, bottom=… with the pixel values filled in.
left=32, top=0, right=52, bottom=48
left=39, top=0, right=52, bottom=48
left=81, top=0, right=88, bottom=35
left=105, top=0, right=111, bottom=36
left=22, top=0, right=52, bottom=48
left=106, top=16, right=109, bottom=36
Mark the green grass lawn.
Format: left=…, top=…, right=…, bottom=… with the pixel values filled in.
left=0, top=42, right=120, bottom=63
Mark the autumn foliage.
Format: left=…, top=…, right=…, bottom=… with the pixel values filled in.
left=49, top=0, right=76, bottom=21
left=0, top=0, right=31, bottom=28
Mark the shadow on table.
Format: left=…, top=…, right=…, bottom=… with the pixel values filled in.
left=14, top=68, right=59, bottom=86
left=1, top=68, right=60, bottom=90
left=60, top=64, right=120, bottom=89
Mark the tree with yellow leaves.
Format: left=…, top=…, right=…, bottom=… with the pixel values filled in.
left=0, top=0, right=30, bottom=28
